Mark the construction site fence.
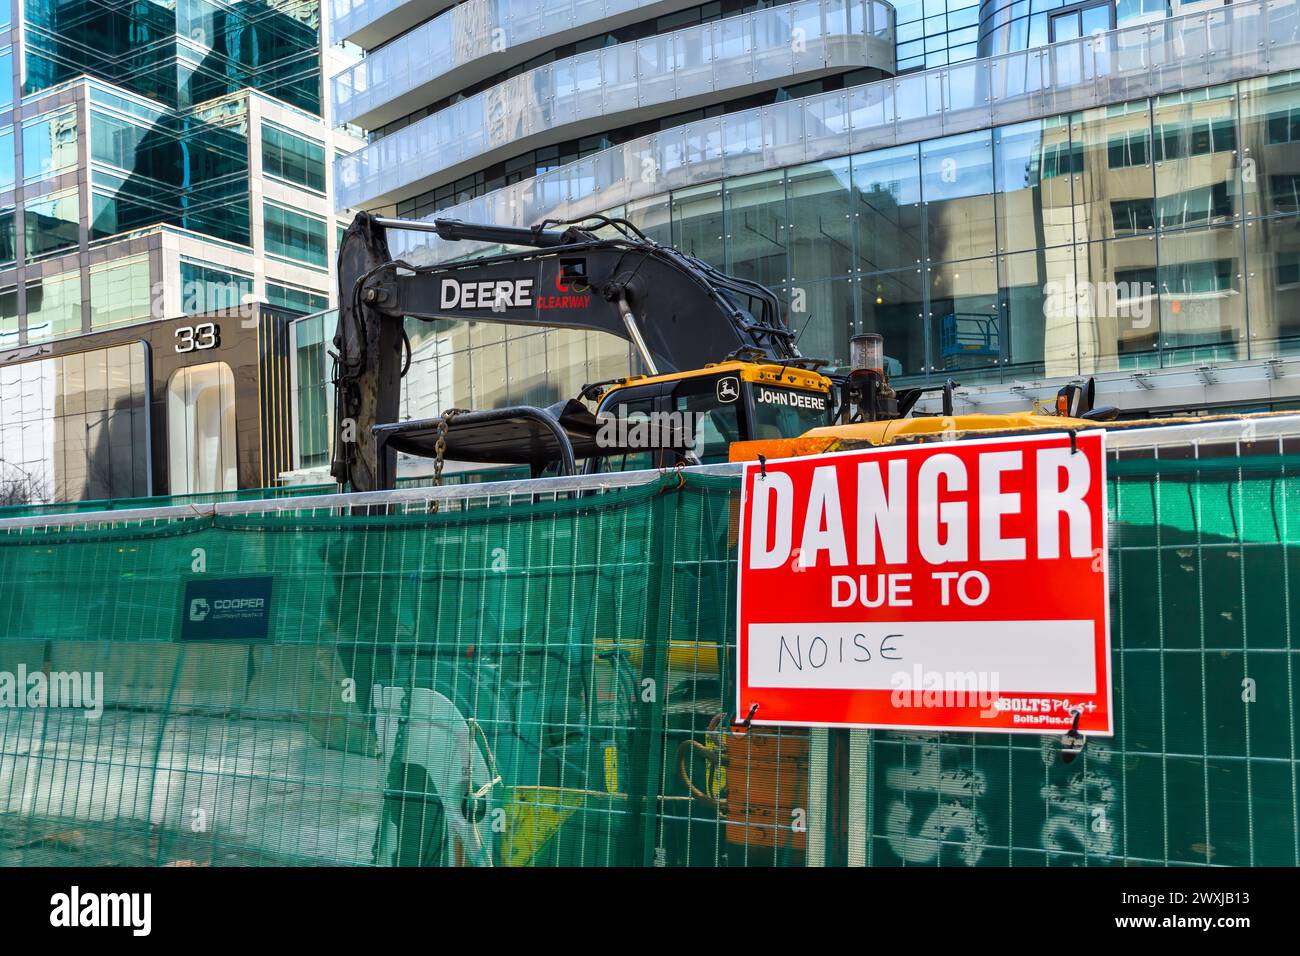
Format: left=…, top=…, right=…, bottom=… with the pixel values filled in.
left=0, top=417, right=1298, bottom=867
left=0, top=467, right=531, bottom=522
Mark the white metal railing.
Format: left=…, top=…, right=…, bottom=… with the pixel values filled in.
left=329, top=0, right=449, bottom=47
left=335, top=0, right=895, bottom=208
left=1104, top=412, right=1300, bottom=450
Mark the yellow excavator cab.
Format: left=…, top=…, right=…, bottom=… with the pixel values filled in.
left=591, top=360, right=837, bottom=460
left=598, top=359, right=832, bottom=396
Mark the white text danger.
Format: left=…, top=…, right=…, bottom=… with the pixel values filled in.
left=747, top=446, right=1094, bottom=570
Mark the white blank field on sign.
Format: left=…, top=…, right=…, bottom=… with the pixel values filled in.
left=747, top=620, right=1097, bottom=693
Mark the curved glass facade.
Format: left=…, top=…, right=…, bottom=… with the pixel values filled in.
left=333, top=0, right=731, bottom=129
left=336, top=0, right=897, bottom=208
left=366, top=68, right=1300, bottom=401
left=331, top=0, right=457, bottom=48
left=315, top=0, right=1300, bottom=432
left=378, top=0, right=1300, bottom=267
left=978, top=0, right=1173, bottom=59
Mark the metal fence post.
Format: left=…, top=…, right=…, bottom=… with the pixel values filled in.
left=625, top=477, right=677, bottom=867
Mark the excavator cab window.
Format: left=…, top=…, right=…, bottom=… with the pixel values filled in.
left=669, top=376, right=744, bottom=464
left=587, top=382, right=670, bottom=473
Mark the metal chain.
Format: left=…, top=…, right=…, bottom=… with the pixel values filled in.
left=430, top=408, right=466, bottom=513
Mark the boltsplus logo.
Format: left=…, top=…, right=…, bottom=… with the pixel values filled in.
left=50, top=887, right=151, bottom=936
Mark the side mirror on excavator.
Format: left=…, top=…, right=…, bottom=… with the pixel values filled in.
left=1056, top=378, right=1120, bottom=421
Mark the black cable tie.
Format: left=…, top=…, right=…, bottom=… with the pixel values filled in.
left=757, top=454, right=768, bottom=480
left=1060, top=705, right=1087, bottom=763
left=742, top=703, right=759, bottom=728
left=1069, top=429, right=1078, bottom=455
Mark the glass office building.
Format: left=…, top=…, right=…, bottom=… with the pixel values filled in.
left=2, top=1, right=354, bottom=343
left=302, top=0, right=1300, bottom=481
left=0, top=0, right=360, bottom=503
left=24, top=0, right=323, bottom=112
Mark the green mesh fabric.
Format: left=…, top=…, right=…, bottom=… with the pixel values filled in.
left=0, top=459, right=1296, bottom=866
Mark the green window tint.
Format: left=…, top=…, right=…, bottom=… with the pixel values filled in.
left=0, top=50, right=10, bottom=111
left=1267, top=105, right=1300, bottom=144
left=89, top=106, right=252, bottom=247
left=267, top=282, right=328, bottom=315
left=180, top=260, right=254, bottom=316
left=1107, top=129, right=1150, bottom=168
left=261, top=124, right=326, bottom=192
left=264, top=203, right=327, bottom=268
left=0, top=129, right=14, bottom=192
left=1040, top=140, right=1083, bottom=178
left=23, top=2, right=321, bottom=114
left=1278, top=249, right=1300, bottom=287
left=292, top=313, right=332, bottom=469
left=24, top=189, right=80, bottom=259
left=0, top=287, right=17, bottom=350
left=0, top=208, right=15, bottom=266
left=1152, top=118, right=1237, bottom=161
left=90, top=255, right=153, bottom=330
left=25, top=271, right=83, bottom=342
left=90, top=110, right=154, bottom=172
left=1159, top=257, right=1235, bottom=295
left=1112, top=198, right=1156, bottom=234
left=22, top=111, right=79, bottom=183
left=1156, top=182, right=1234, bottom=231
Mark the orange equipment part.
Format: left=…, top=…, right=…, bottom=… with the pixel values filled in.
left=678, top=716, right=809, bottom=851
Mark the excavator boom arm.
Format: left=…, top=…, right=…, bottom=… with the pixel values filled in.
left=332, top=211, right=801, bottom=490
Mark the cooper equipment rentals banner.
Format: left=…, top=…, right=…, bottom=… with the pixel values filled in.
left=736, top=431, right=1111, bottom=735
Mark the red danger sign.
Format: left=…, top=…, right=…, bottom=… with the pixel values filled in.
left=736, top=432, right=1112, bottom=735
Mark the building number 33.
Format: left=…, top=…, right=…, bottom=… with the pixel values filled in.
left=174, top=323, right=221, bottom=353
